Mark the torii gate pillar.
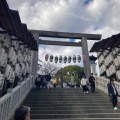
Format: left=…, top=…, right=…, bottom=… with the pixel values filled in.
left=81, top=37, right=91, bottom=78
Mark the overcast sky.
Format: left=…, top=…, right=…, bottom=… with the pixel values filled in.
left=7, top=0, right=120, bottom=74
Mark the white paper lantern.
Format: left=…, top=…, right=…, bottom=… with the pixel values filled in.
left=23, top=66, right=27, bottom=76
left=0, top=48, right=5, bottom=62
left=98, top=58, right=101, bottom=64
left=114, top=58, right=119, bottom=66
left=0, top=34, right=11, bottom=48
left=117, top=55, right=120, bottom=64
left=106, top=69, right=109, bottom=77
left=111, top=64, right=116, bottom=74
left=103, top=50, right=109, bottom=56
left=24, top=54, right=28, bottom=63
left=0, top=48, right=7, bottom=67
left=103, top=65, right=106, bottom=72
left=99, top=56, right=102, bottom=64
left=99, top=67, right=102, bottom=74
left=21, top=63, right=25, bottom=73
left=109, top=53, right=113, bottom=63
left=0, top=72, right=4, bottom=90
left=8, top=47, right=14, bottom=60
left=10, top=70, right=15, bottom=83
left=101, top=66, right=103, bottom=74
left=2, top=53, right=7, bottom=67
left=5, top=64, right=12, bottom=79
left=26, top=62, right=30, bottom=74
left=18, top=65, right=22, bottom=78
left=0, top=72, right=5, bottom=90
left=112, top=48, right=116, bottom=55
left=11, top=41, right=19, bottom=51
left=101, top=55, right=104, bottom=62
left=17, top=50, right=23, bottom=63
left=20, top=45, right=25, bottom=53
left=15, top=64, right=20, bottom=76
left=105, top=58, right=108, bottom=66
left=116, top=70, right=120, bottom=79
left=115, top=48, right=120, bottom=53
left=12, top=53, right=17, bottom=65
left=10, top=50, right=16, bottom=65
left=28, top=54, right=31, bottom=64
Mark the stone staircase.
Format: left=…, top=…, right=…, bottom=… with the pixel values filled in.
left=22, top=88, right=120, bottom=120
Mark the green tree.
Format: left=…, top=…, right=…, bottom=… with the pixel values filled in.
left=54, top=65, right=84, bottom=87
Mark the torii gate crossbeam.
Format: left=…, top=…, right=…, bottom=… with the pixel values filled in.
left=30, top=29, right=101, bottom=40
left=39, top=40, right=82, bottom=47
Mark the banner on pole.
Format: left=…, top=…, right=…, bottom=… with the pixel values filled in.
left=82, top=55, right=86, bottom=61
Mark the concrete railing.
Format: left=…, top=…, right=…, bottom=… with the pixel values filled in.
left=95, top=76, right=120, bottom=95
left=0, top=76, right=33, bottom=120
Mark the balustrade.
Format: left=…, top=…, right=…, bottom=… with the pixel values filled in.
left=95, top=76, right=120, bottom=95
left=0, top=76, right=33, bottom=120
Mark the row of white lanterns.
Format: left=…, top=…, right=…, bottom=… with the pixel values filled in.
left=45, top=54, right=81, bottom=63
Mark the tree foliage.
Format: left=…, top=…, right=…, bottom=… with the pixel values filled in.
left=54, top=65, right=84, bottom=85
left=38, top=61, right=59, bottom=75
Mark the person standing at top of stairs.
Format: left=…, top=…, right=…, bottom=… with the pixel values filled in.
left=35, top=75, right=42, bottom=91
left=81, top=75, right=89, bottom=93
left=89, top=73, right=95, bottom=92
left=45, top=73, right=51, bottom=89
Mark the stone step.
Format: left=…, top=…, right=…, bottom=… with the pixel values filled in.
left=30, top=109, right=119, bottom=114
left=30, top=88, right=99, bottom=91
left=30, top=118, right=120, bottom=120
left=30, top=113, right=120, bottom=119
left=25, top=99, right=109, bottom=102
left=24, top=100, right=110, bottom=104
left=29, top=90, right=105, bottom=93
left=23, top=102, right=111, bottom=107
left=29, top=92, right=107, bottom=95
left=27, top=96, right=108, bottom=100
left=26, top=106, right=113, bottom=110
left=27, top=96, right=108, bottom=99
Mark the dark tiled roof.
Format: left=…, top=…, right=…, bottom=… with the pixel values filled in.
left=10, top=10, right=24, bottom=42
left=0, top=0, right=17, bottom=36
left=0, top=0, right=38, bottom=51
left=22, top=24, right=31, bottom=47
left=90, top=33, right=120, bottom=52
